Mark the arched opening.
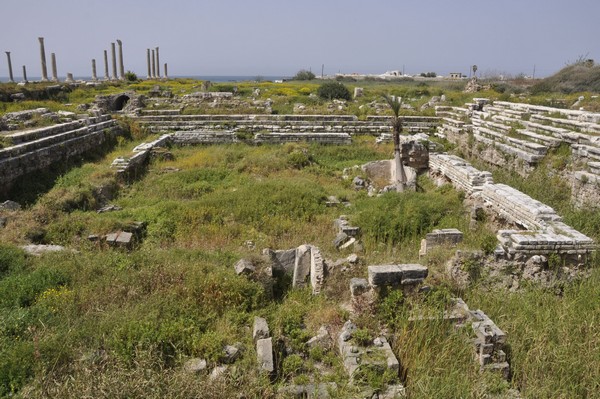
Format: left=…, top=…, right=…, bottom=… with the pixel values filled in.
left=113, top=95, right=130, bottom=111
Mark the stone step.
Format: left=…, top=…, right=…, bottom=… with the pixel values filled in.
left=3, top=115, right=111, bottom=145
left=474, top=126, right=548, bottom=156
left=0, top=119, right=117, bottom=160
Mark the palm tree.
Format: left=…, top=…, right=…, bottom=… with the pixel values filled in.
left=472, top=64, right=478, bottom=78
left=383, top=94, right=406, bottom=190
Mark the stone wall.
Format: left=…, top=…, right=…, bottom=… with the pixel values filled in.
left=110, top=134, right=172, bottom=178
left=429, top=153, right=595, bottom=261
left=436, top=100, right=600, bottom=207
left=132, top=113, right=440, bottom=136
left=254, top=132, right=351, bottom=145
left=0, top=115, right=121, bottom=198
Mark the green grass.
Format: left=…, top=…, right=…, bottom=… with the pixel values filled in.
left=1, top=79, right=600, bottom=398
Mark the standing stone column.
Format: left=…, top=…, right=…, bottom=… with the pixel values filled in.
left=5, top=52, right=14, bottom=83
left=110, top=42, right=117, bottom=80
left=51, top=53, right=58, bottom=82
left=103, top=50, right=109, bottom=80
left=146, top=49, right=151, bottom=79
left=151, top=49, right=156, bottom=79
left=38, top=37, right=49, bottom=82
left=22, top=65, right=28, bottom=83
left=155, top=47, right=160, bottom=78
left=164, top=63, right=168, bottom=79
left=91, top=59, right=97, bottom=81
left=117, top=39, right=124, bottom=79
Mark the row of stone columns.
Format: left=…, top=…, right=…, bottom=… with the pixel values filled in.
left=4, top=50, right=29, bottom=83
left=146, top=47, right=168, bottom=79
left=3, top=37, right=170, bottom=84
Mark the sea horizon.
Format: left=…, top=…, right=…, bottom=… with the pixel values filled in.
left=0, top=75, right=292, bottom=83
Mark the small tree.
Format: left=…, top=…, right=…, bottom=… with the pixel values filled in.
left=383, top=94, right=407, bottom=190
left=293, top=69, right=316, bottom=81
left=317, top=81, right=351, bottom=101
left=472, top=65, right=478, bottom=78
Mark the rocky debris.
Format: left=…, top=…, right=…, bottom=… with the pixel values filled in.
left=420, top=96, right=443, bottom=111
left=337, top=321, right=400, bottom=380
left=0, top=200, right=21, bottom=211
left=234, top=258, right=256, bottom=276
left=279, top=383, right=337, bottom=398
left=307, top=325, right=331, bottom=350
left=183, top=358, right=207, bottom=373
left=350, top=278, right=370, bottom=297
left=96, top=204, right=122, bottom=213
left=445, top=251, right=484, bottom=289
left=21, top=244, right=66, bottom=256
left=334, top=216, right=361, bottom=238
left=379, top=384, right=407, bottom=398
left=352, top=176, right=366, bottom=190
left=221, top=343, right=243, bottom=364
left=253, top=316, right=270, bottom=342
left=347, top=254, right=359, bottom=264
left=209, top=365, right=228, bottom=380
left=333, top=232, right=351, bottom=249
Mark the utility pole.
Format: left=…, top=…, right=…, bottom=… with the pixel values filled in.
left=532, top=64, right=536, bottom=80
left=321, top=64, right=324, bottom=78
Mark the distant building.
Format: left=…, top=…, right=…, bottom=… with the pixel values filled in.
left=449, top=72, right=463, bottom=79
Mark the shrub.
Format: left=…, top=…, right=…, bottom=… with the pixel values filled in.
left=317, top=81, right=351, bottom=101
left=293, top=70, right=316, bottom=81
left=124, top=71, right=138, bottom=82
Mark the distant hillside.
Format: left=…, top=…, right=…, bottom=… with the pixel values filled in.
left=532, top=60, right=600, bottom=93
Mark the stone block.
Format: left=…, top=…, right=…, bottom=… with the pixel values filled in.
left=368, top=264, right=428, bottom=287
left=333, top=232, right=350, bottom=248
left=256, top=338, right=274, bottom=373
left=234, top=258, right=255, bottom=275
left=184, top=358, right=207, bottom=373
left=350, top=278, right=369, bottom=296
left=272, top=248, right=297, bottom=274
left=310, top=246, right=325, bottom=294
left=292, top=244, right=312, bottom=288
left=253, top=316, right=269, bottom=342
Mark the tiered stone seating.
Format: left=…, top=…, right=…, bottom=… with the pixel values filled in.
left=0, top=115, right=120, bottom=192
left=132, top=113, right=439, bottom=136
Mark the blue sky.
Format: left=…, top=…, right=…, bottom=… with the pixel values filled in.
left=1, top=0, right=598, bottom=78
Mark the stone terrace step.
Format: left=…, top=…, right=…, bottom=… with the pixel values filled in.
left=3, top=115, right=112, bottom=145
left=0, top=119, right=117, bottom=160
left=529, top=114, right=600, bottom=135
left=254, top=132, right=351, bottom=145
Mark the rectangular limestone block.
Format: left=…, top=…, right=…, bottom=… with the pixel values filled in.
left=256, top=338, right=274, bottom=373
left=368, top=264, right=428, bottom=287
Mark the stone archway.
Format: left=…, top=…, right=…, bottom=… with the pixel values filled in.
left=113, top=94, right=130, bottom=111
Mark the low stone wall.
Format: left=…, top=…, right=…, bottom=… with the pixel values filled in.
left=111, top=134, right=172, bottom=178
left=254, top=132, right=351, bottom=145
left=0, top=116, right=121, bottom=197
left=172, top=130, right=239, bottom=145
left=429, top=153, right=595, bottom=261
left=132, top=113, right=440, bottom=136
left=429, top=153, right=493, bottom=194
